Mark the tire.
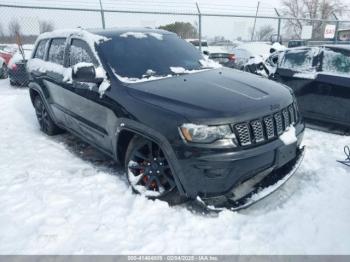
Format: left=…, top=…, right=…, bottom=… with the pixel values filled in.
left=0, top=64, right=8, bottom=79
left=33, top=95, right=64, bottom=136
left=125, top=135, right=185, bottom=205
left=10, top=79, right=17, bottom=86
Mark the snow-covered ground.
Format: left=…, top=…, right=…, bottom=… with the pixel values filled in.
left=0, top=79, right=349, bottom=254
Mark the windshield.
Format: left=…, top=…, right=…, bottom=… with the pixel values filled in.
left=98, top=32, right=205, bottom=79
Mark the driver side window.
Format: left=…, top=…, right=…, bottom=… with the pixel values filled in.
left=69, top=39, right=98, bottom=67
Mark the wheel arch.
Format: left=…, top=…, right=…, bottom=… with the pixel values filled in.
left=115, top=119, right=186, bottom=196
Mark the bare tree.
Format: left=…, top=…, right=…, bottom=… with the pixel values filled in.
left=256, top=25, right=275, bottom=41
left=8, top=19, right=21, bottom=37
left=281, top=0, right=346, bottom=39
left=39, top=20, right=54, bottom=34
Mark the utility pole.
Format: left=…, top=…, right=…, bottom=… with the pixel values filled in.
left=99, top=0, right=106, bottom=29
left=196, top=2, right=202, bottom=52
left=251, top=1, right=260, bottom=41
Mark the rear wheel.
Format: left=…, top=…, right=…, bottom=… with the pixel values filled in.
left=33, top=95, right=64, bottom=136
left=125, top=135, right=182, bottom=203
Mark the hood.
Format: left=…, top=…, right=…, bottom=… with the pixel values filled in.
left=126, top=68, right=293, bottom=124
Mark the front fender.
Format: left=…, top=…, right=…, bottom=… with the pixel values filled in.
left=114, top=118, right=187, bottom=196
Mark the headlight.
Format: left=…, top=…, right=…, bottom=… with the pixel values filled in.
left=179, top=123, right=235, bottom=143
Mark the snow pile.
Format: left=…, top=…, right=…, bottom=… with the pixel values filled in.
left=8, top=48, right=33, bottom=68
left=0, top=79, right=350, bottom=254
left=37, top=29, right=110, bottom=47
left=245, top=55, right=264, bottom=66
left=72, top=62, right=94, bottom=74
left=115, top=73, right=172, bottom=84
left=120, top=32, right=148, bottom=39
left=120, top=32, right=163, bottom=40
left=199, top=58, right=222, bottom=69
left=170, top=67, right=187, bottom=74
left=279, top=125, right=297, bottom=145
left=271, top=42, right=287, bottom=52
left=169, top=66, right=211, bottom=75
left=293, top=72, right=317, bottom=79
left=148, top=33, right=163, bottom=40
left=27, top=59, right=73, bottom=84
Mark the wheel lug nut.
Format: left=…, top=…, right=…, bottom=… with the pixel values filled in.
left=156, top=170, right=160, bottom=174
left=154, top=158, right=157, bottom=160
left=150, top=171, right=153, bottom=174
left=148, top=163, right=151, bottom=166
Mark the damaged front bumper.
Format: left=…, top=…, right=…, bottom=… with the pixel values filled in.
left=197, top=146, right=305, bottom=211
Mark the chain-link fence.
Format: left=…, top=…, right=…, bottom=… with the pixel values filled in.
left=1, top=1, right=350, bottom=47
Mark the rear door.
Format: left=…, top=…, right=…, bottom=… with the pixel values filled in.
left=42, top=38, right=69, bottom=126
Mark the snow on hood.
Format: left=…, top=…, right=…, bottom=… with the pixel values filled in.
left=113, top=58, right=221, bottom=84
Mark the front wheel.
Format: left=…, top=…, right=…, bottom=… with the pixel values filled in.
left=125, top=135, right=181, bottom=203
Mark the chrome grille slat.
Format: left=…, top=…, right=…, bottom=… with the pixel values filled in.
left=234, top=103, right=299, bottom=147
left=282, top=109, right=290, bottom=128
left=274, top=112, right=283, bottom=135
left=235, top=123, right=251, bottom=146
left=264, top=116, right=275, bottom=139
left=289, top=105, right=295, bottom=124
left=250, top=120, right=265, bottom=143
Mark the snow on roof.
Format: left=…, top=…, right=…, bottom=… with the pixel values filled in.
left=119, top=31, right=164, bottom=40
left=36, top=28, right=110, bottom=47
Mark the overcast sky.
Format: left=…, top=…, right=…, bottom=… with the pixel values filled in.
left=1, top=0, right=350, bottom=40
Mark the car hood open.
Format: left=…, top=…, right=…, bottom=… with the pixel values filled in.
left=127, top=68, right=293, bottom=124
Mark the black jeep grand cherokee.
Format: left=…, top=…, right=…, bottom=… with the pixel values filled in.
left=27, top=28, right=305, bottom=209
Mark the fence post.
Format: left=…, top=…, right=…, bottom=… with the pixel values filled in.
left=275, top=8, right=281, bottom=41
left=333, top=12, right=339, bottom=44
left=196, top=2, right=202, bottom=52
left=99, top=0, right=106, bottom=29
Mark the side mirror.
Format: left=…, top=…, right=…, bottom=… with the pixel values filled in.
left=72, top=63, right=102, bottom=84
left=203, top=50, right=209, bottom=56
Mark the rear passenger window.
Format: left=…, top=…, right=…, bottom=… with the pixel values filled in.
left=69, top=39, right=97, bottom=66
left=48, top=38, right=66, bottom=65
left=34, top=40, right=48, bottom=59
left=322, top=48, right=350, bottom=74
left=280, top=48, right=319, bottom=72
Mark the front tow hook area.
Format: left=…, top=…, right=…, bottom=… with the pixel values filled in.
left=189, top=146, right=305, bottom=213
